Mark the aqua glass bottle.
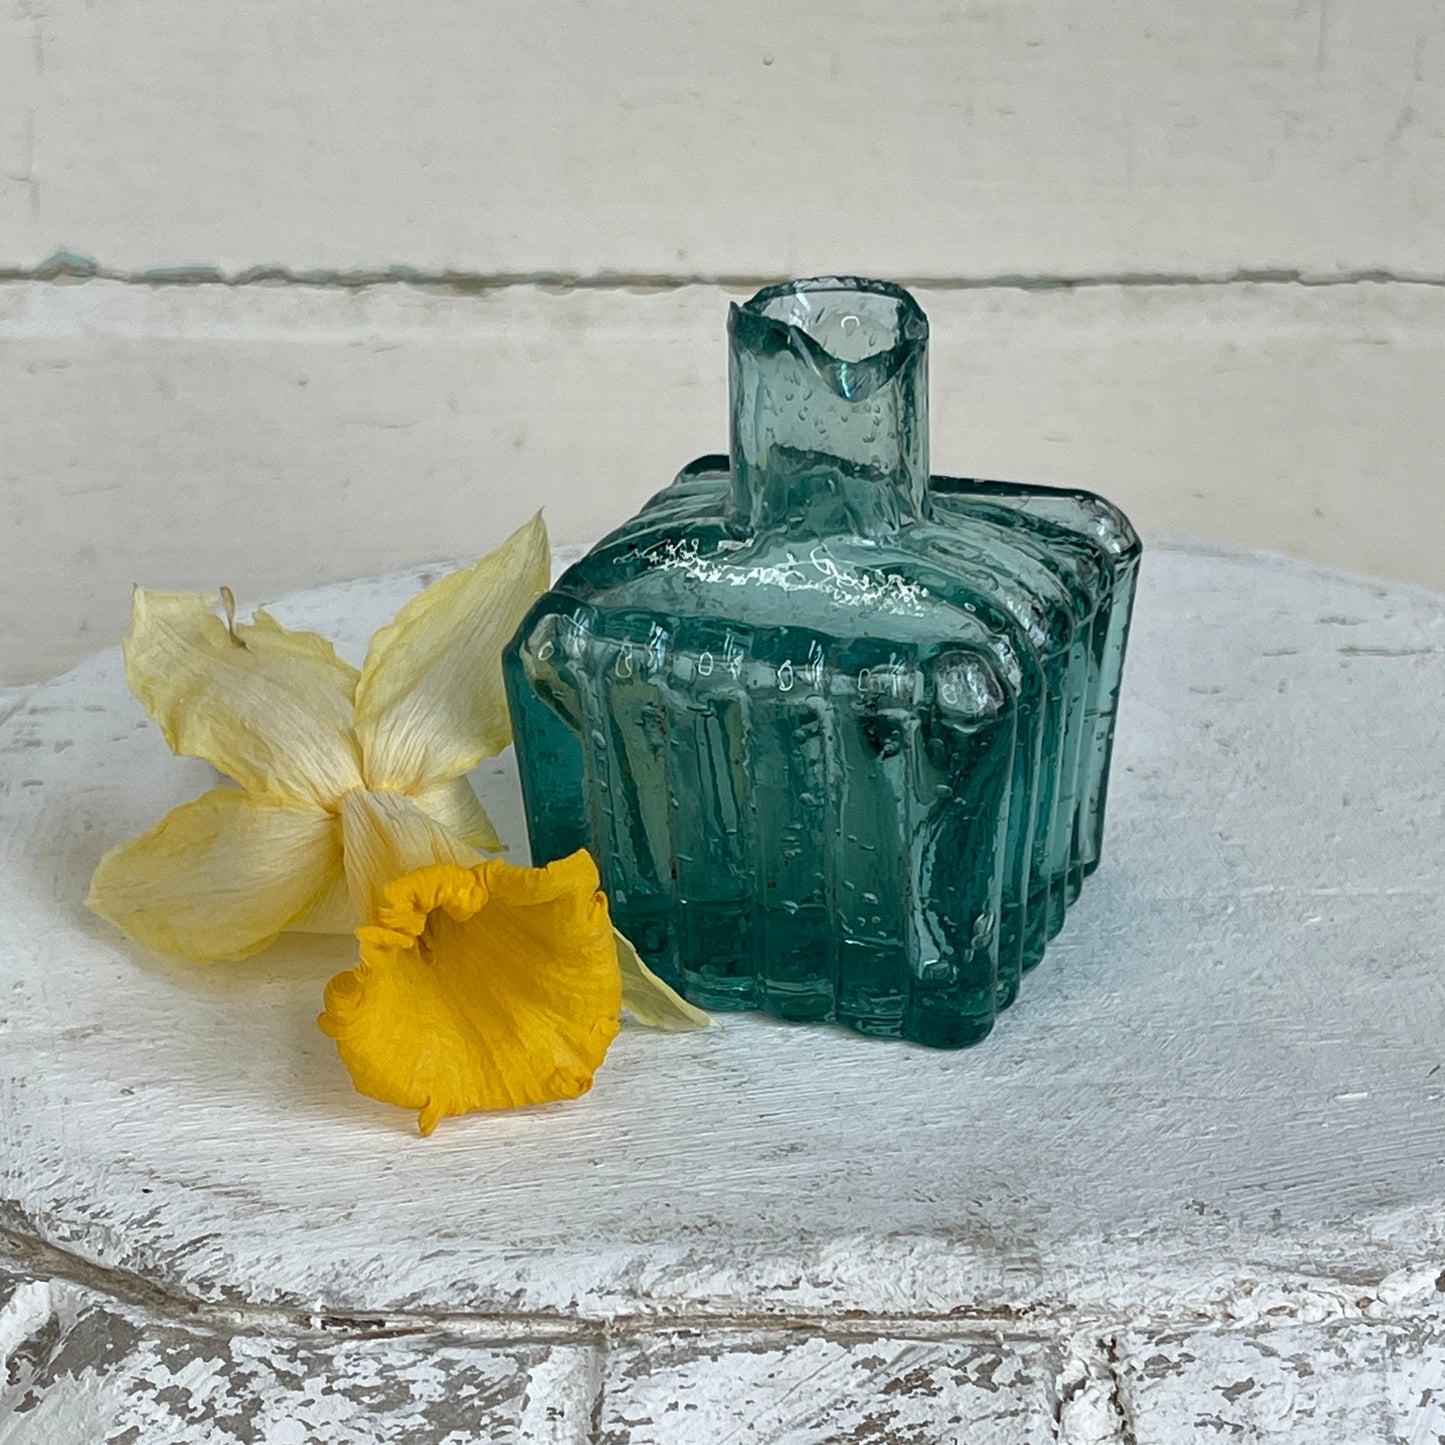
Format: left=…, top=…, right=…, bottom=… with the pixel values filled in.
left=503, top=277, right=1139, bottom=1047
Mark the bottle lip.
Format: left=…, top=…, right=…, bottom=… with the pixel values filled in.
left=731, top=278, right=929, bottom=391
left=737, top=275, right=929, bottom=350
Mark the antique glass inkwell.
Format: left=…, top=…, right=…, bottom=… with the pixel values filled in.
left=504, top=277, right=1139, bottom=1047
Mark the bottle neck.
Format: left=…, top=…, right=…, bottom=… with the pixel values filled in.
left=727, top=278, right=931, bottom=542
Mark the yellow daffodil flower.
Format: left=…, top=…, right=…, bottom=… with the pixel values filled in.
left=87, top=516, right=552, bottom=958
left=86, top=515, right=707, bottom=1127
left=319, top=854, right=622, bottom=1135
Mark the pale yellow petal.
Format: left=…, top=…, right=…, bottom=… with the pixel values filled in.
left=125, top=590, right=363, bottom=806
left=290, top=863, right=359, bottom=935
left=354, top=514, right=550, bottom=791
left=615, top=928, right=713, bottom=1031
left=408, top=774, right=504, bottom=854
left=86, top=787, right=342, bottom=962
left=339, top=787, right=481, bottom=922
left=318, top=852, right=621, bottom=1133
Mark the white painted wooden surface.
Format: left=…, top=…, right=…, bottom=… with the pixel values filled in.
left=2, top=542, right=1444, bottom=1441
left=4, top=280, right=1445, bottom=684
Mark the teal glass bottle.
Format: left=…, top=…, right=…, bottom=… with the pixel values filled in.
left=503, top=277, right=1139, bottom=1047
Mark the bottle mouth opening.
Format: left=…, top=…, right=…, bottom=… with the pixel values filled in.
left=744, top=276, right=927, bottom=365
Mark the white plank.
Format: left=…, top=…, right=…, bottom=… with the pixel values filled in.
left=4, top=280, right=1445, bottom=684
left=2, top=1, right=1444, bottom=277
left=1, top=545, right=1443, bottom=1328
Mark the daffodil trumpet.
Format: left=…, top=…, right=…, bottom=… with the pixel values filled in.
left=319, top=854, right=622, bottom=1135
left=87, top=515, right=706, bottom=1129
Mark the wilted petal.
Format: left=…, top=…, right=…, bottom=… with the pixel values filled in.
left=125, top=590, right=363, bottom=806
left=318, top=852, right=621, bottom=1133
left=290, top=863, right=358, bottom=936
left=339, top=787, right=481, bottom=922
left=354, top=514, right=550, bottom=792
left=408, top=774, right=504, bottom=854
left=615, top=929, right=712, bottom=1031
left=86, top=787, right=343, bottom=962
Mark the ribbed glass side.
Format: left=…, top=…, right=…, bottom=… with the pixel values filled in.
left=502, top=278, right=1139, bottom=1048
left=930, top=478, right=1142, bottom=884
left=508, top=599, right=1018, bottom=1046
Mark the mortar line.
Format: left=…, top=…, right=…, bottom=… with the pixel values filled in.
left=2, top=255, right=1445, bottom=294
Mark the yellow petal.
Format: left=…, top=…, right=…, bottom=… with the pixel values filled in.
left=339, top=787, right=482, bottom=922
left=125, top=590, right=363, bottom=807
left=408, top=774, right=504, bottom=854
left=86, top=787, right=343, bottom=962
left=615, top=929, right=713, bottom=1031
left=289, top=862, right=358, bottom=936
left=354, top=514, right=550, bottom=792
left=318, top=852, right=621, bottom=1132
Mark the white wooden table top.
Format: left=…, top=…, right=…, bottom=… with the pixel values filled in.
left=2, top=541, right=1444, bottom=1443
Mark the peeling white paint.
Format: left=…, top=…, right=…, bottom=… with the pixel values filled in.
left=0, top=1281, right=52, bottom=1374
left=1055, top=1336, right=1127, bottom=1445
